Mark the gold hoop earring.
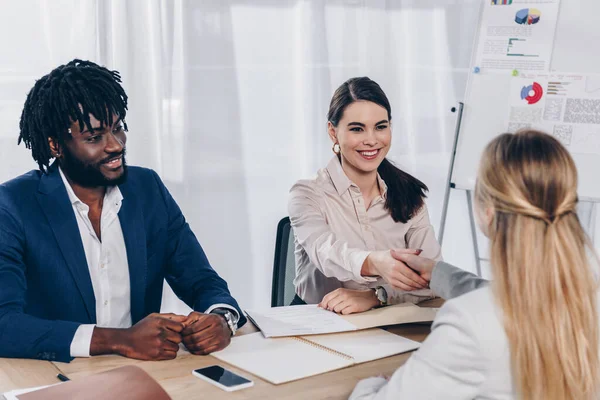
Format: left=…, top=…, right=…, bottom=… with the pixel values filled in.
left=332, top=143, right=341, bottom=155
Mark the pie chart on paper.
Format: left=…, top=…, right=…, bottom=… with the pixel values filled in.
left=520, top=82, right=544, bottom=105
left=515, top=8, right=541, bottom=25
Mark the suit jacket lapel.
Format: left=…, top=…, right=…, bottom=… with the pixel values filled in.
left=36, top=164, right=96, bottom=322
left=118, top=182, right=147, bottom=324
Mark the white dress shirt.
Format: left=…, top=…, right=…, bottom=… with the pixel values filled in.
left=60, top=168, right=132, bottom=357
left=60, top=169, right=240, bottom=357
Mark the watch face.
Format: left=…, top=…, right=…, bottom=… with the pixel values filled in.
left=377, top=287, right=387, bottom=303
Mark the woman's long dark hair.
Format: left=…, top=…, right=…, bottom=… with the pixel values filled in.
left=327, top=77, right=428, bottom=223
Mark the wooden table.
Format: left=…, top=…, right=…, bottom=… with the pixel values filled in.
left=0, top=299, right=441, bottom=399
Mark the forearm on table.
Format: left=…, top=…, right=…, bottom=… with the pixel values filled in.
left=90, top=327, right=128, bottom=356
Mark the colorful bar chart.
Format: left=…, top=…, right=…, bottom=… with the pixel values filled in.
left=491, top=0, right=512, bottom=4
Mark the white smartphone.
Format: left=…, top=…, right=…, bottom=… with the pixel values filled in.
left=192, top=365, right=254, bottom=392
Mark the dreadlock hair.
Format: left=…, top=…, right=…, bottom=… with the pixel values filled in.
left=18, top=59, right=128, bottom=172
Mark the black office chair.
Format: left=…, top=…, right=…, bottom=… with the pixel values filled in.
left=271, top=217, right=297, bottom=307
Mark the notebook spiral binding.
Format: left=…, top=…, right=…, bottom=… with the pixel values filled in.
left=291, top=337, right=354, bottom=361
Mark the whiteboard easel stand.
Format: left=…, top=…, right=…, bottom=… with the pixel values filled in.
left=438, top=102, right=483, bottom=277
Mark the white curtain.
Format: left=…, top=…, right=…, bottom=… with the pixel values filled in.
left=9, top=0, right=592, bottom=312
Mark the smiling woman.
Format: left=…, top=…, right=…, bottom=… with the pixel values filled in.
left=288, top=77, right=442, bottom=314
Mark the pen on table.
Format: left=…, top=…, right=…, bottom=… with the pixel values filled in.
left=57, top=373, right=70, bottom=382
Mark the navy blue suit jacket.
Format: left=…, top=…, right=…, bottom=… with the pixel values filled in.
left=0, top=163, right=246, bottom=362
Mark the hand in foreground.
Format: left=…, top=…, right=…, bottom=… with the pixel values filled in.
left=319, top=288, right=379, bottom=315
left=95, top=313, right=187, bottom=361
left=361, top=249, right=428, bottom=291
left=390, top=250, right=436, bottom=282
left=181, top=312, right=231, bottom=355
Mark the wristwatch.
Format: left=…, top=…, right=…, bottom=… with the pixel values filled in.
left=373, top=286, right=388, bottom=307
left=211, top=308, right=238, bottom=336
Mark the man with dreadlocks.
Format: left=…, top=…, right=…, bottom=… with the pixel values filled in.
left=0, top=59, right=245, bottom=362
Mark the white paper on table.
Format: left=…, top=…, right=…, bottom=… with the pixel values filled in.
left=245, top=304, right=358, bottom=337
left=303, top=328, right=421, bottom=364
left=3, top=384, right=58, bottom=400
left=212, top=329, right=421, bottom=385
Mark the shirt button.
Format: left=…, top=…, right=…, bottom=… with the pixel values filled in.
left=104, top=300, right=108, bottom=306
left=100, top=263, right=105, bottom=269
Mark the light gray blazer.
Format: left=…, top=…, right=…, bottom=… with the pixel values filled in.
left=351, top=262, right=600, bottom=399
left=350, top=262, right=512, bottom=399
left=429, top=261, right=488, bottom=300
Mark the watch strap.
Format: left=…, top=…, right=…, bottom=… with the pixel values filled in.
left=210, top=309, right=237, bottom=336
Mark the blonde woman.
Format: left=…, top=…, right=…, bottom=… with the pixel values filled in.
left=351, top=130, right=600, bottom=400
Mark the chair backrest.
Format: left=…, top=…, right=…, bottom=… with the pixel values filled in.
left=271, top=217, right=297, bottom=307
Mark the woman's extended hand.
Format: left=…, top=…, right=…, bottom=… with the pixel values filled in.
left=390, top=250, right=436, bottom=282
left=319, top=288, right=380, bottom=315
left=361, top=249, right=429, bottom=291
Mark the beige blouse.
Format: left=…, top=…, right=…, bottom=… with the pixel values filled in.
left=288, top=157, right=442, bottom=305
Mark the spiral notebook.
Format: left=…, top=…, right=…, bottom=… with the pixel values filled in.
left=212, top=328, right=420, bottom=384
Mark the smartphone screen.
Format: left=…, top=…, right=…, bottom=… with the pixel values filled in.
left=193, top=366, right=252, bottom=388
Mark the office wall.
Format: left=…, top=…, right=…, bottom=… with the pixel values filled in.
left=0, top=0, right=486, bottom=311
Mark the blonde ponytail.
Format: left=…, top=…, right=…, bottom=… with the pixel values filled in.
left=477, top=130, right=599, bottom=399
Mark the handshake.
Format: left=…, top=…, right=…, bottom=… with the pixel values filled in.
left=319, top=249, right=438, bottom=315
left=91, top=311, right=232, bottom=361
left=361, top=248, right=437, bottom=291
